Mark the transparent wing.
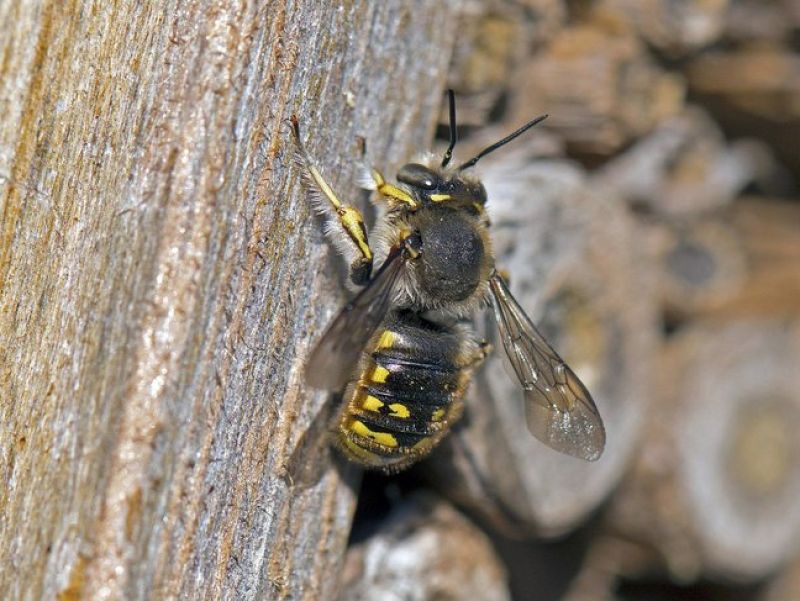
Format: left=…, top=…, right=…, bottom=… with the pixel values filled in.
left=306, top=246, right=406, bottom=390
left=488, top=273, right=606, bottom=461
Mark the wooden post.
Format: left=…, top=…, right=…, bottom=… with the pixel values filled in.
left=0, top=2, right=458, bottom=599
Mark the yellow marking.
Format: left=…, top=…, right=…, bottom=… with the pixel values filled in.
left=429, top=193, right=450, bottom=202
left=342, top=437, right=380, bottom=462
left=362, top=395, right=384, bottom=412
left=376, top=330, right=396, bottom=349
left=308, top=165, right=342, bottom=209
left=431, top=408, right=445, bottom=422
left=412, top=437, right=435, bottom=451
left=472, top=202, right=484, bottom=213
left=398, top=228, right=420, bottom=258
left=371, top=365, right=390, bottom=383
left=388, top=403, right=411, bottom=419
left=305, top=163, right=372, bottom=261
left=338, top=205, right=372, bottom=259
left=351, top=420, right=398, bottom=447
left=372, top=168, right=417, bottom=209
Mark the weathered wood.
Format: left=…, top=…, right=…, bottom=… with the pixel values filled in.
left=427, top=149, right=657, bottom=535
left=645, top=216, right=748, bottom=318
left=687, top=45, right=800, bottom=122
left=509, top=13, right=685, bottom=155
left=592, top=107, right=775, bottom=216
left=340, top=492, right=511, bottom=601
left=699, top=199, right=800, bottom=318
left=593, top=0, right=731, bottom=57
left=636, top=198, right=800, bottom=320
left=762, top=556, right=800, bottom=601
left=724, top=0, right=800, bottom=45
left=0, top=1, right=458, bottom=599
left=607, top=321, right=800, bottom=582
left=444, top=0, right=566, bottom=128
left=685, top=45, right=800, bottom=177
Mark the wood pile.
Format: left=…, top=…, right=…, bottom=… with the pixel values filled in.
left=413, top=1, right=800, bottom=598
left=2, top=0, right=799, bottom=599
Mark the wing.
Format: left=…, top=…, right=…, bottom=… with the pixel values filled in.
left=488, top=272, right=606, bottom=461
left=305, top=245, right=406, bottom=390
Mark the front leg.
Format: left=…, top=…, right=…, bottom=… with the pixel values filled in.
left=366, top=168, right=417, bottom=210
left=291, top=116, right=373, bottom=286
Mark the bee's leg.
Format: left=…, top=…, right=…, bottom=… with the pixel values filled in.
left=291, top=117, right=373, bottom=286
left=466, top=340, right=492, bottom=369
left=362, top=167, right=418, bottom=211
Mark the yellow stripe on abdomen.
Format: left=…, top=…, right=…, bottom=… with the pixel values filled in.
left=350, top=420, right=398, bottom=448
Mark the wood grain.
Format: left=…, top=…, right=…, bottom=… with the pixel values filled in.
left=0, top=1, right=458, bottom=599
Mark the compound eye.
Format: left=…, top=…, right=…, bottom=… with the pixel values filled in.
left=397, top=163, right=438, bottom=190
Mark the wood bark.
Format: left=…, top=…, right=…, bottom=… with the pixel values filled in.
left=0, top=2, right=458, bottom=599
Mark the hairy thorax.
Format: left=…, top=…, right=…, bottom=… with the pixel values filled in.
left=377, top=205, right=493, bottom=316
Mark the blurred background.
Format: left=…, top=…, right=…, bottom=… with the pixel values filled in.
left=340, top=1, right=800, bottom=599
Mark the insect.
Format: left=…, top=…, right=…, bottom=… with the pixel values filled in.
left=290, top=92, right=605, bottom=474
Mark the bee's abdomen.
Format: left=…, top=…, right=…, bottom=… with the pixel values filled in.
left=337, top=313, right=469, bottom=472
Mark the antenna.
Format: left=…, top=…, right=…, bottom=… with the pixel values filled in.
left=441, top=89, right=457, bottom=168
left=457, top=114, right=549, bottom=171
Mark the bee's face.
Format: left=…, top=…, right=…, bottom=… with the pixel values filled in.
left=397, top=163, right=487, bottom=207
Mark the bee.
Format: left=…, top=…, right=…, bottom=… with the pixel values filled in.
left=290, top=92, right=605, bottom=475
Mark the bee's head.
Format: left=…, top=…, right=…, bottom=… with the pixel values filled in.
left=397, top=163, right=487, bottom=208
left=395, top=90, right=546, bottom=210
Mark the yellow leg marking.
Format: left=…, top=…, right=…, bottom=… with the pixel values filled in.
left=362, top=395, right=384, bottom=412
left=388, top=403, right=411, bottom=419
left=372, top=169, right=417, bottom=209
left=337, top=205, right=372, bottom=260
left=431, top=408, right=445, bottom=422
left=375, top=331, right=396, bottom=350
left=307, top=165, right=342, bottom=210
left=398, top=228, right=420, bottom=259
left=370, top=365, right=390, bottom=383
left=293, top=123, right=373, bottom=262
left=429, top=193, right=450, bottom=202
left=351, top=420, right=398, bottom=447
